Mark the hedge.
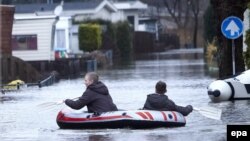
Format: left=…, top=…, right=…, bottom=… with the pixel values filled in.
left=78, top=24, right=102, bottom=52
left=77, top=20, right=133, bottom=58
left=115, top=21, right=132, bottom=58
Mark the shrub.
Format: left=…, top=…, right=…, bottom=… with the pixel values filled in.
left=74, top=19, right=116, bottom=40
left=115, top=21, right=132, bottom=58
left=205, top=38, right=218, bottom=65
left=77, top=20, right=133, bottom=59
left=78, top=24, right=102, bottom=52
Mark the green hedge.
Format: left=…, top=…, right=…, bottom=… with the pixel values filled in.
left=74, top=19, right=116, bottom=40
left=77, top=20, right=133, bottom=58
left=78, top=24, right=102, bottom=52
left=115, top=21, right=132, bottom=58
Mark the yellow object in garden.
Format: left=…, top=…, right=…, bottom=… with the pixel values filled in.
left=206, top=38, right=217, bottom=65
left=3, top=79, right=25, bottom=90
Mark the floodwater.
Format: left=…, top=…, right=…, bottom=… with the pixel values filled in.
left=1, top=48, right=250, bottom=141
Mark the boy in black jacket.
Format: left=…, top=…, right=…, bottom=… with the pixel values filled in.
left=143, top=81, right=193, bottom=116
left=65, top=72, right=118, bottom=113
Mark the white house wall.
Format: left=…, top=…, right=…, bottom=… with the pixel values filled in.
left=93, top=8, right=112, bottom=21
left=12, top=17, right=55, bottom=61
left=71, top=34, right=80, bottom=53
left=111, top=10, right=126, bottom=22
left=74, top=8, right=112, bottom=21
left=123, top=10, right=139, bottom=31
left=55, top=17, right=72, bottom=53
left=70, top=25, right=82, bottom=54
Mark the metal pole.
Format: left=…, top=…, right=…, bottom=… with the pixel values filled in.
left=232, top=39, right=235, bottom=75
left=50, top=16, right=59, bottom=60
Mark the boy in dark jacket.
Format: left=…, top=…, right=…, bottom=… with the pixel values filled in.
left=65, top=72, right=118, bottom=113
left=143, top=81, right=193, bottom=116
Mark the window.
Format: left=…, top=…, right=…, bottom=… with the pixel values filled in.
left=55, top=29, right=66, bottom=51
left=127, top=16, right=135, bottom=26
left=12, top=35, right=37, bottom=50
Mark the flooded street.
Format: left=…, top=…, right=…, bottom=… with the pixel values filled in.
left=1, top=48, right=250, bottom=141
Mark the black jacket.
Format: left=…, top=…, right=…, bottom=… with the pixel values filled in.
left=65, top=81, right=118, bottom=113
left=143, top=93, right=193, bottom=116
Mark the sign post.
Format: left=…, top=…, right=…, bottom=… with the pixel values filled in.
left=221, top=16, right=243, bottom=75
left=232, top=40, right=235, bottom=75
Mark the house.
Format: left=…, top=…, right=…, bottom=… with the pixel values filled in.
left=15, top=0, right=118, bottom=21
left=12, top=14, right=73, bottom=60
left=112, top=0, right=148, bottom=31
left=138, top=17, right=159, bottom=40
left=13, top=0, right=118, bottom=61
left=12, top=15, right=56, bottom=61
left=54, top=16, right=72, bottom=58
left=71, top=0, right=117, bottom=22
left=12, top=0, right=148, bottom=61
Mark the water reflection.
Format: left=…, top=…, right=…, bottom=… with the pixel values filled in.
left=55, top=134, right=112, bottom=141
left=219, top=101, right=250, bottom=123
left=88, top=135, right=113, bottom=141
left=0, top=96, right=17, bottom=102
left=135, top=48, right=203, bottom=60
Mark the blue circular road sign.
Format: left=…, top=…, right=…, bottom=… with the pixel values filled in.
left=221, top=16, right=244, bottom=39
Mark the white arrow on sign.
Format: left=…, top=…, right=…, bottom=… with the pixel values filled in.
left=225, top=20, right=240, bottom=36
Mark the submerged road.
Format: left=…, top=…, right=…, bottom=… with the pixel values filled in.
left=1, top=48, right=250, bottom=141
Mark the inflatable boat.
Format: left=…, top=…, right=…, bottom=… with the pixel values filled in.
left=207, top=70, right=250, bottom=102
left=56, top=108, right=186, bottom=129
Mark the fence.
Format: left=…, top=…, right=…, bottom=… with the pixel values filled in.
left=1, top=54, right=42, bottom=84
left=0, top=72, right=57, bottom=94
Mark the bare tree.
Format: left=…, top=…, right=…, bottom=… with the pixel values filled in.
left=163, top=0, right=190, bottom=29
left=189, top=0, right=199, bottom=48
left=142, top=0, right=209, bottom=48
left=162, top=0, right=191, bottom=47
left=190, top=0, right=209, bottom=48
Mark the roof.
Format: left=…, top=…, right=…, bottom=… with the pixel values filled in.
left=14, top=0, right=116, bottom=14
left=14, top=14, right=56, bottom=20
left=139, top=17, right=158, bottom=22
left=113, top=0, right=147, bottom=10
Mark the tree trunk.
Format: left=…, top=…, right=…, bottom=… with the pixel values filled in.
left=163, top=0, right=191, bottom=47
left=193, top=15, right=198, bottom=48
left=210, top=0, right=248, bottom=79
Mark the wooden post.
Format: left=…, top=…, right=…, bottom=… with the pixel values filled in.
left=0, top=5, right=15, bottom=84
left=0, top=5, right=15, bottom=55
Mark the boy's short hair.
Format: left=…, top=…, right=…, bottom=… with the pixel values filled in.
left=86, top=72, right=99, bottom=83
left=155, top=81, right=166, bottom=94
